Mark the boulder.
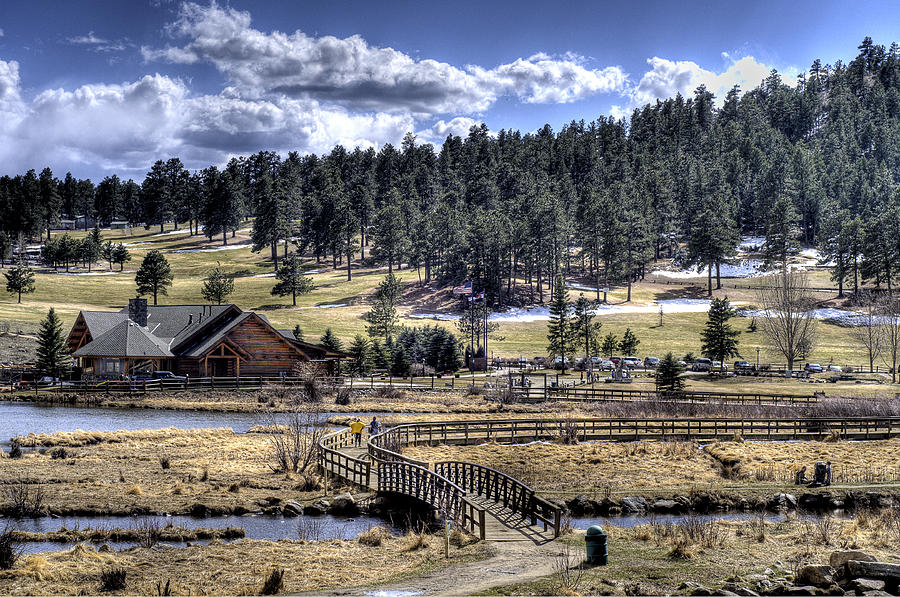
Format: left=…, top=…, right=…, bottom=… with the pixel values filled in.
left=620, top=496, right=648, bottom=513
left=328, top=492, right=359, bottom=516
left=567, top=494, right=594, bottom=516
left=306, top=501, right=328, bottom=516
left=799, top=493, right=832, bottom=511
left=711, top=590, right=738, bottom=596
left=845, top=561, right=900, bottom=589
left=733, top=588, right=760, bottom=597
left=851, top=579, right=885, bottom=593
left=282, top=500, right=304, bottom=517
left=781, top=585, right=820, bottom=596
left=651, top=499, right=683, bottom=513
left=689, top=586, right=715, bottom=596
left=768, top=493, right=798, bottom=510
left=830, top=551, right=877, bottom=569
left=796, top=565, right=835, bottom=588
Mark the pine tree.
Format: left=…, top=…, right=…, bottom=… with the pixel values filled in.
left=546, top=274, right=577, bottom=373
left=201, top=263, right=235, bottom=304
left=390, top=344, right=411, bottom=377
left=4, top=261, right=35, bottom=303
left=364, top=274, right=402, bottom=341
left=700, top=297, right=741, bottom=371
left=292, top=325, right=304, bottom=341
left=655, top=352, right=685, bottom=394
left=320, top=328, right=344, bottom=352
left=618, top=328, right=640, bottom=356
left=35, top=307, right=71, bottom=379
left=270, top=253, right=314, bottom=306
left=347, top=335, right=372, bottom=374
left=572, top=294, right=601, bottom=359
left=112, top=244, right=131, bottom=271
left=601, top=333, right=618, bottom=358
left=135, top=249, right=173, bottom=305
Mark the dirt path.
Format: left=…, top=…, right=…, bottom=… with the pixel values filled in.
left=318, top=537, right=562, bottom=596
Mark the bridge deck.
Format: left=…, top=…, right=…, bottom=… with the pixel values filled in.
left=327, top=443, right=554, bottom=542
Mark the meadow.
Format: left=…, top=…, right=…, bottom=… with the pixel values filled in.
left=0, top=222, right=882, bottom=369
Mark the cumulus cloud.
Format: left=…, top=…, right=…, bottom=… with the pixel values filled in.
left=142, top=2, right=626, bottom=114
left=613, top=54, right=797, bottom=115
left=67, top=31, right=108, bottom=45
left=418, top=117, right=482, bottom=141
left=0, top=60, right=413, bottom=176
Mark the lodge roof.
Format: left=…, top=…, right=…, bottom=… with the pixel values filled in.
left=73, top=320, right=173, bottom=358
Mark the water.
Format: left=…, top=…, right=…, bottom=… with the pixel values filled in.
left=573, top=510, right=845, bottom=530
left=4, top=513, right=405, bottom=554
left=0, top=401, right=385, bottom=444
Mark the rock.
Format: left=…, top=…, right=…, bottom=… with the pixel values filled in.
left=328, top=492, right=359, bottom=516
left=797, top=565, right=835, bottom=587
left=764, top=569, right=776, bottom=577
left=781, top=585, right=820, bottom=596
left=305, top=501, right=327, bottom=516
left=799, top=493, right=832, bottom=511
left=189, top=503, right=210, bottom=517
left=851, top=579, right=886, bottom=593
left=768, top=493, right=798, bottom=510
left=620, top=496, right=648, bottom=513
left=262, top=505, right=282, bottom=516
left=690, top=586, right=715, bottom=596
left=858, top=591, right=890, bottom=596
left=733, top=588, right=760, bottom=597
left=651, top=499, right=683, bottom=513
left=567, top=494, right=593, bottom=516
left=830, top=551, right=877, bottom=569
left=712, top=590, right=738, bottom=596
left=845, top=561, right=900, bottom=588
left=282, top=500, right=304, bottom=517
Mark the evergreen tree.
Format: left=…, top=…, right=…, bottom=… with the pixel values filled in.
left=112, top=243, right=131, bottom=271
left=655, top=352, right=686, bottom=394
left=364, top=273, right=402, bottom=341
left=292, top=325, right=304, bottom=341
left=270, top=253, right=314, bottom=306
left=572, top=294, right=601, bottom=359
left=4, top=261, right=35, bottom=303
left=390, top=343, right=411, bottom=376
left=135, top=249, right=173, bottom=305
left=201, top=263, right=235, bottom=305
left=347, top=334, right=373, bottom=374
left=77, top=236, right=100, bottom=272
left=618, top=328, right=640, bottom=356
left=35, top=307, right=71, bottom=379
left=320, top=328, right=344, bottom=352
left=601, top=333, right=618, bottom=358
left=546, top=274, right=577, bottom=373
left=700, top=297, right=741, bottom=370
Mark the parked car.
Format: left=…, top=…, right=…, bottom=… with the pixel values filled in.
left=692, top=358, right=713, bottom=372
left=827, top=364, right=842, bottom=372
left=598, top=359, right=614, bottom=370
left=804, top=363, right=823, bottom=373
left=35, top=376, right=73, bottom=387
left=733, top=360, right=751, bottom=371
left=552, top=356, right=571, bottom=369
left=676, top=360, right=687, bottom=368
left=610, top=357, right=622, bottom=366
left=590, top=356, right=602, bottom=365
left=711, top=361, right=728, bottom=372
left=135, top=370, right=187, bottom=383
left=643, top=356, right=660, bottom=368
left=622, top=357, right=642, bottom=368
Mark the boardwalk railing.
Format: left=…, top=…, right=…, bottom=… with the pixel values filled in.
left=24, top=375, right=346, bottom=394
left=378, top=461, right=486, bottom=539
left=318, top=428, right=371, bottom=490
left=377, top=416, right=900, bottom=444
left=436, top=461, right=560, bottom=536
left=514, top=385, right=819, bottom=406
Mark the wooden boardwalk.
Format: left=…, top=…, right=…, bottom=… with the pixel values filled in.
left=318, top=430, right=558, bottom=542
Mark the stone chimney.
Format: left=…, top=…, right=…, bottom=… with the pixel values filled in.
left=128, top=297, right=148, bottom=327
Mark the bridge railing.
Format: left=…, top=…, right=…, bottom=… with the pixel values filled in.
left=318, top=428, right=371, bottom=489
left=368, top=427, right=431, bottom=468
left=514, top=385, right=819, bottom=406
left=435, top=461, right=561, bottom=536
left=378, top=460, right=486, bottom=539
left=379, top=416, right=900, bottom=444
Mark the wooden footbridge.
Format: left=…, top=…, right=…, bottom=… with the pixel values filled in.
left=318, top=415, right=900, bottom=541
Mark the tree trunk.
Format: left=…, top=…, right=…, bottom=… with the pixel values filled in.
left=271, top=242, right=279, bottom=271
left=160, top=223, right=164, bottom=233
left=292, top=290, right=297, bottom=306
left=715, top=262, right=721, bottom=289
left=223, top=231, right=227, bottom=246
left=707, top=263, right=712, bottom=297
left=347, top=247, right=352, bottom=281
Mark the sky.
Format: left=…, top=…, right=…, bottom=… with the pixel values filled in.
left=1, top=0, right=899, bottom=181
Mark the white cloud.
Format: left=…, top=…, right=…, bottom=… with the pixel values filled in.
left=418, top=117, right=482, bottom=141
left=67, top=31, right=108, bottom=45
left=142, top=2, right=626, bottom=115
left=0, top=58, right=25, bottom=130
left=613, top=54, right=798, bottom=115
left=0, top=28, right=5, bottom=37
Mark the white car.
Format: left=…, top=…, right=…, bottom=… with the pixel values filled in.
left=622, top=357, right=642, bottom=368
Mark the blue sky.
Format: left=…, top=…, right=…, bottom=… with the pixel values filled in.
left=0, top=0, right=898, bottom=180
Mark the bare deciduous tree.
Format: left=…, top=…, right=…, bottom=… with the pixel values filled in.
left=755, top=272, right=818, bottom=377
left=878, top=295, right=900, bottom=383
left=266, top=405, right=326, bottom=474
left=849, top=291, right=882, bottom=373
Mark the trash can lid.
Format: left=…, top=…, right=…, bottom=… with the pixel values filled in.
left=586, top=525, right=605, bottom=536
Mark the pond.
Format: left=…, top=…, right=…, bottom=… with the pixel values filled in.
left=0, top=401, right=386, bottom=444
left=6, top=512, right=406, bottom=554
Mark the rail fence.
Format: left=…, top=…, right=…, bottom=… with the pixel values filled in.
left=318, top=428, right=371, bottom=490
left=514, top=385, right=819, bottom=406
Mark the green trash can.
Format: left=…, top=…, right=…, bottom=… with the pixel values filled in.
left=585, top=525, right=608, bottom=565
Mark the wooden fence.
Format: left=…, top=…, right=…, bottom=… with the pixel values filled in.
left=318, top=428, right=371, bottom=490
left=514, top=385, right=819, bottom=406
left=22, top=375, right=346, bottom=394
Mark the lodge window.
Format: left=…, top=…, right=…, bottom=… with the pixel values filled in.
left=100, top=359, right=121, bottom=374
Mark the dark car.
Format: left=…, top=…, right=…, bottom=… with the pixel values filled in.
left=135, top=370, right=187, bottom=383
left=692, top=358, right=712, bottom=372
left=804, top=363, right=823, bottom=373
left=643, top=357, right=660, bottom=368
left=734, top=360, right=751, bottom=371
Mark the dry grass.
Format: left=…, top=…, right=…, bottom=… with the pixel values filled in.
left=0, top=535, right=488, bottom=595
left=405, top=440, right=722, bottom=492
left=0, top=428, right=326, bottom=515
left=705, top=438, right=900, bottom=485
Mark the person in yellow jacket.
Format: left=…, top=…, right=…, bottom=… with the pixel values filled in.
left=349, top=418, right=365, bottom=446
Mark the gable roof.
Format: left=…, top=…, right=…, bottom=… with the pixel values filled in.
left=74, top=320, right=173, bottom=358
left=180, top=312, right=255, bottom=357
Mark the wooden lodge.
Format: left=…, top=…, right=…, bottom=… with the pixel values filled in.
left=68, top=298, right=345, bottom=378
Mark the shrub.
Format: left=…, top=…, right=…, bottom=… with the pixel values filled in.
left=553, top=543, right=585, bottom=594
left=358, top=525, right=388, bottom=546
left=199, top=468, right=209, bottom=482
left=49, top=447, right=69, bottom=460
left=667, top=537, right=693, bottom=559
left=158, top=455, right=171, bottom=470
left=99, top=567, right=127, bottom=592
left=134, top=518, right=161, bottom=548
left=334, top=388, right=352, bottom=406
left=155, top=579, right=172, bottom=596
left=125, top=485, right=143, bottom=496
left=403, top=528, right=429, bottom=551
left=3, top=479, right=45, bottom=517
left=8, top=441, right=21, bottom=459
left=260, top=568, right=285, bottom=595
left=0, top=526, right=22, bottom=570
left=293, top=473, right=322, bottom=492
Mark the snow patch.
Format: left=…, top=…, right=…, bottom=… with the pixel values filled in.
left=297, top=303, right=348, bottom=310
left=252, top=273, right=276, bottom=278
left=55, top=271, right=120, bottom=276
left=409, top=299, right=721, bottom=322
left=652, top=260, right=766, bottom=279
left=169, top=243, right=251, bottom=254
left=741, top=307, right=882, bottom=326
left=738, top=236, right=766, bottom=252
